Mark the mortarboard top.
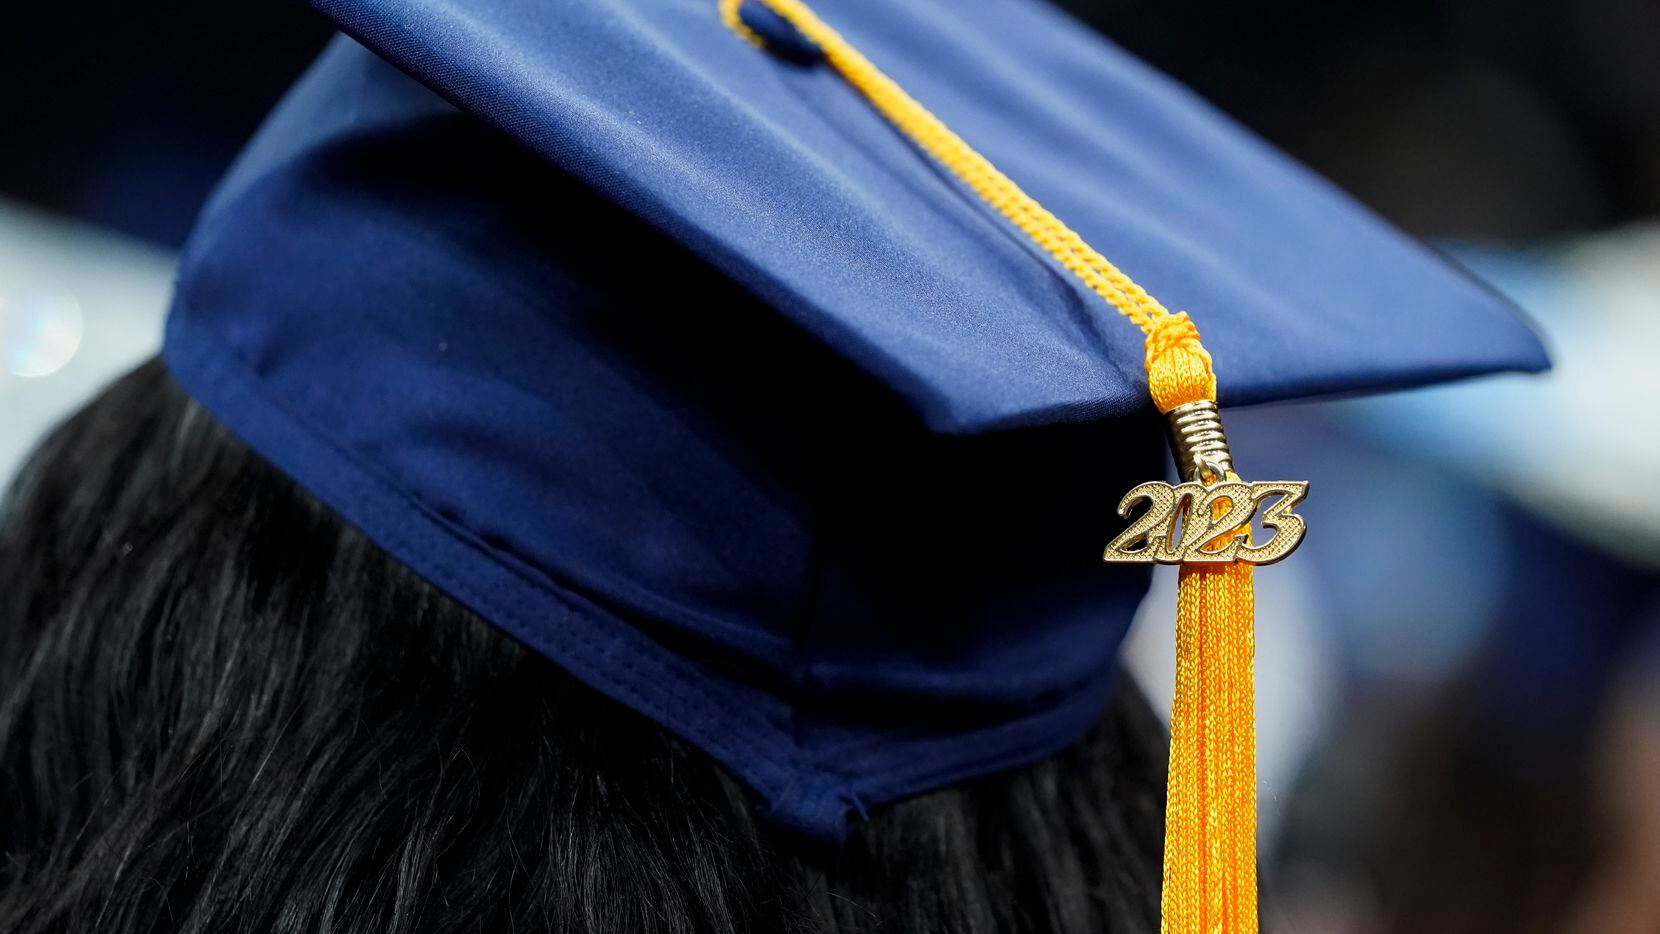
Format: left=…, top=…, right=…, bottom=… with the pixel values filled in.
left=162, top=0, right=1546, bottom=840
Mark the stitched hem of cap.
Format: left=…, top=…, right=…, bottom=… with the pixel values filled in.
left=835, top=666, right=1119, bottom=807
left=162, top=310, right=1120, bottom=840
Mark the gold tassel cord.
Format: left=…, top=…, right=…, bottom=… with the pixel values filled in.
left=722, top=2, right=1272, bottom=930
left=1164, top=560, right=1258, bottom=933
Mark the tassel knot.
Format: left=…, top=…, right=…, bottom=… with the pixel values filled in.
left=1145, top=312, right=1217, bottom=413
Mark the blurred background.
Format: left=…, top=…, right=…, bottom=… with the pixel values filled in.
left=2, top=3, right=1657, bottom=932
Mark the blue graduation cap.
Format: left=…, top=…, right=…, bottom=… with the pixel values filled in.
left=162, top=0, right=1545, bottom=859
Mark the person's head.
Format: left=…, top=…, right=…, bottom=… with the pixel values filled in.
left=0, top=360, right=1167, bottom=934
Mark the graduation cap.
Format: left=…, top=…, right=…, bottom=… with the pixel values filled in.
left=161, top=0, right=1547, bottom=926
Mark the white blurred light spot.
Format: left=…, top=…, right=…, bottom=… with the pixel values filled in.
left=2, top=290, right=83, bottom=378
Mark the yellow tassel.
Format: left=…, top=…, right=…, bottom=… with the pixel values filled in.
left=722, top=3, right=1260, bottom=928
left=1149, top=313, right=1256, bottom=934
left=1163, top=560, right=1256, bottom=933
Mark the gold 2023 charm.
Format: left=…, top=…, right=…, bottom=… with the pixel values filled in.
left=1102, top=479, right=1308, bottom=565
left=1102, top=399, right=1309, bottom=566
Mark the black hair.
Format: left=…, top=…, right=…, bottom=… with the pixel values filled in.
left=0, top=360, right=1165, bottom=934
